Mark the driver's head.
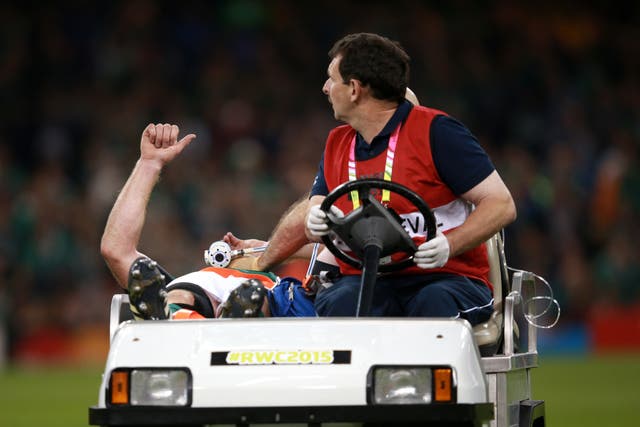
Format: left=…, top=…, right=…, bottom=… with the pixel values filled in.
left=328, top=33, right=410, bottom=104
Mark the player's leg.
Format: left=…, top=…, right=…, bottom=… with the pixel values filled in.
left=165, top=283, right=216, bottom=319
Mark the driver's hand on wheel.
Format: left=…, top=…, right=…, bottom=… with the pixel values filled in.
left=306, top=205, right=344, bottom=238
left=414, top=231, right=450, bottom=269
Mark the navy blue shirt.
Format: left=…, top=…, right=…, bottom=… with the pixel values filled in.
left=310, top=100, right=494, bottom=197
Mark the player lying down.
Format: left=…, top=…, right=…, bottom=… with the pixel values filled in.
left=100, top=122, right=316, bottom=320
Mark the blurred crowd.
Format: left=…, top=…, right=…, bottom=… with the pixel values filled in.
left=0, top=1, right=638, bottom=363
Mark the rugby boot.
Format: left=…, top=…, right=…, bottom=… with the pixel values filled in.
left=127, top=257, right=169, bottom=320
left=219, top=278, right=266, bottom=318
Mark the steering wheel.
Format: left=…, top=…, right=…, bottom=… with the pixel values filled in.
left=320, top=179, right=437, bottom=272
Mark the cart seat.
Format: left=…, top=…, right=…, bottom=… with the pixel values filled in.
left=472, top=233, right=513, bottom=355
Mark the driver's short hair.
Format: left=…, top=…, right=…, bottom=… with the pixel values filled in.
left=329, top=32, right=410, bottom=103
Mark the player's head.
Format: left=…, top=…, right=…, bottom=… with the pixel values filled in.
left=328, top=33, right=410, bottom=103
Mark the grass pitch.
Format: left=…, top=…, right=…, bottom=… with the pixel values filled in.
left=532, top=354, right=639, bottom=427
left=0, top=355, right=638, bottom=426
left=0, top=366, right=103, bottom=427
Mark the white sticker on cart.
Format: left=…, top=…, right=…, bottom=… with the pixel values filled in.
left=211, top=350, right=351, bottom=365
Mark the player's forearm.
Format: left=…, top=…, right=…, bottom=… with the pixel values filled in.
left=257, top=197, right=312, bottom=271
left=100, top=159, right=163, bottom=286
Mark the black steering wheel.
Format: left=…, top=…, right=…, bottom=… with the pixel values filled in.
left=320, top=179, right=437, bottom=273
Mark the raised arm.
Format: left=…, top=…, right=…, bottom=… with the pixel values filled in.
left=100, top=123, right=196, bottom=287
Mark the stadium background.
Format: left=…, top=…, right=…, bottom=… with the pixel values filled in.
left=0, top=1, right=638, bottom=426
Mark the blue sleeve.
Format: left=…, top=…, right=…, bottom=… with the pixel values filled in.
left=430, top=115, right=495, bottom=195
left=310, top=153, right=328, bottom=197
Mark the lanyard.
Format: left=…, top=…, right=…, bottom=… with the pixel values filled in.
left=348, top=123, right=401, bottom=209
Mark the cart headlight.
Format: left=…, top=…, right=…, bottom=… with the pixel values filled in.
left=369, top=366, right=454, bottom=404
left=109, top=368, right=191, bottom=406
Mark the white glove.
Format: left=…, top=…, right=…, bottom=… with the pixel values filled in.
left=306, top=205, right=344, bottom=237
left=414, top=231, right=450, bottom=269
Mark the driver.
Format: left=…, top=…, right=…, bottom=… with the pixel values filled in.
left=229, top=33, right=517, bottom=325
left=100, top=123, right=315, bottom=321
left=225, top=85, right=422, bottom=295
